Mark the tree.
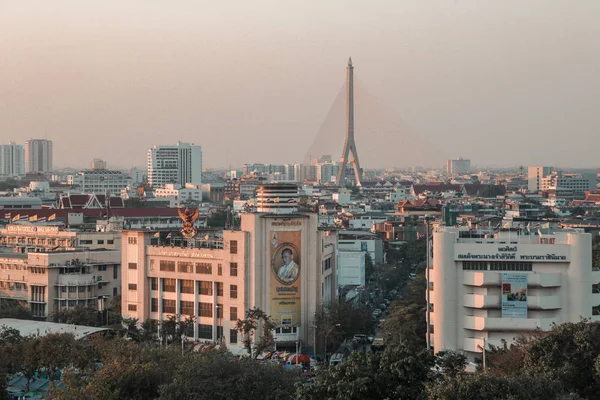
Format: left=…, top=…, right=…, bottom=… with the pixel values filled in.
left=0, top=299, right=33, bottom=319
left=314, top=301, right=374, bottom=355
left=571, top=206, right=586, bottom=216
left=382, top=276, right=427, bottom=348
left=51, top=305, right=101, bottom=327
left=296, top=345, right=435, bottom=400
left=435, top=350, right=467, bottom=379
left=521, top=320, right=600, bottom=398
left=426, top=373, right=574, bottom=400
left=235, top=307, right=275, bottom=358
left=158, top=351, right=298, bottom=400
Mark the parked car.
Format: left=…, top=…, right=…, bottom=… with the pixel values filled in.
left=409, top=273, right=416, bottom=281
left=353, top=334, right=368, bottom=344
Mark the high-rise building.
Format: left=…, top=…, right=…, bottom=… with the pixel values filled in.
left=0, top=142, right=25, bottom=178
left=147, top=142, right=202, bottom=188
left=527, top=166, right=552, bottom=192
left=317, top=163, right=340, bottom=184
left=90, top=158, right=107, bottom=170
left=24, top=139, right=53, bottom=173
left=294, top=164, right=317, bottom=183
left=446, top=157, right=470, bottom=175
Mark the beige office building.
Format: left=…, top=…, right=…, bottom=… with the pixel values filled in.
left=121, top=212, right=337, bottom=353
left=430, top=227, right=597, bottom=361
left=0, top=249, right=121, bottom=318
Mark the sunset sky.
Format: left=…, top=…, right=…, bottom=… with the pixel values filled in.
left=1, top=1, right=599, bottom=169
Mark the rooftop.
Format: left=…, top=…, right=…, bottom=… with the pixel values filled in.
left=0, top=318, right=109, bottom=340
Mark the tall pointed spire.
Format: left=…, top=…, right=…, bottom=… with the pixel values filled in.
left=336, top=58, right=362, bottom=186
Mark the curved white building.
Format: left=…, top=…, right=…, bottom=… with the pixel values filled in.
left=429, top=227, right=598, bottom=360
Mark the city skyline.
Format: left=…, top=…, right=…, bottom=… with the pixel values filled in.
left=2, top=1, right=600, bottom=169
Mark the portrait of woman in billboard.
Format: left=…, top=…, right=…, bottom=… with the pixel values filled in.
left=272, top=244, right=300, bottom=285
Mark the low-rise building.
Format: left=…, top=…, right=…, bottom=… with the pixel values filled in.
left=429, top=227, right=597, bottom=361
left=0, top=249, right=121, bottom=319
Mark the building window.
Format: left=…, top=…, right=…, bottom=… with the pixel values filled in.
left=216, top=304, right=223, bottom=318
left=230, top=240, right=238, bottom=254
left=230, top=328, right=238, bottom=344
left=199, top=281, right=213, bottom=296
left=151, top=298, right=158, bottom=312
left=160, top=260, right=176, bottom=272
left=489, top=262, right=532, bottom=271
left=162, top=278, right=176, bottom=293
left=128, top=304, right=137, bottom=311
left=430, top=325, right=435, bottom=334
left=230, top=285, right=238, bottom=299
left=216, top=283, right=223, bottom=296
left=128, top=283, right=137, bottom=291
left=113, top=287, right=118, bottom=296
left=69, top=286, right=76, bottom=293
left=180, top=300, right=194, bottom=316
left=178, top=262, right=193, bottom=273
left=218, top=264, right=223, bottom=276
left=198, top=324, right=212, bottom=339
left=180, top=279, right=194, bottom=294
left=113, top=265, right=118, bottom=279
left=462, top=262, right=488, bottom=271
left=107, top=240, right=114, bottom=245
left=428, top=282, right=434, bottom=291
left=162, top=299, right=176, bottom=314
left=230, top=306, right=237, bottom=321
left=78, top=286, right=86, bottom=292
left=593, top=306, right=600, bottom=316
left=228, top=262, right=239, bottom=277
left=593, top=283, right=600, bottom=294
left=128, top=237, right=137, bottom=245
left=151, top=278, right=158, bottom=291
left=128, top=263, right=137, bottom=270
left=199, top=302, right=213, bottom=317
left=196, top=263, right=212, bottom=274
left=80, top=240, right=93, bottom=245
left=97, top=240, right=104, bottom=245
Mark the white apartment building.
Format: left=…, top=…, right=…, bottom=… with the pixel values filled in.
left=430, top=227, right=598, bottom=361
left=337, top=250, right=365, bottom=287
left=148, top=142, right=202, bottom=188
left=24, top=139, right=53, bottom=174
left=317, top=163, right=340, bottom=184
left=0, top=249, right=121, bottom=319
left=527, top=166, right=552, bottom=192
left=69, top=170, right=131, bottom=194
left=294, top=164, right=317, bottom=183
left=540, top=172, right=596, bottom=194
left=153, top=183, right=203, bottom=206
left=121, top=212, right=337, bottom=353
left=0, top=142, right=25, bottom=178
left=446, top=158, right=470, bottom=175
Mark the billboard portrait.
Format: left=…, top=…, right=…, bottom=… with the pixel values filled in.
left=501, top=273, right=528, bottom=318
left=270, top=230, right=302, bottom=327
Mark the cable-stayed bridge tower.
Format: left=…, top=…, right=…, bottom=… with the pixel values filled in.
left=336, top=57, right=362, bottom=186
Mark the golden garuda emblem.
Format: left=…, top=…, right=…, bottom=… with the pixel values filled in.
left=178, top=207, right=199, bottom=239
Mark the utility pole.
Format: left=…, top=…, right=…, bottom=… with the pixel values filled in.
left=426, top=215, right=431, bottom=351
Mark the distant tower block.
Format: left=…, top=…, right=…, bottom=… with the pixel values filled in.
left=336, top=58, right=362, bottom=186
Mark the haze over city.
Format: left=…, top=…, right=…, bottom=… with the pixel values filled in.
left=1, top=0, right=599, bottom=169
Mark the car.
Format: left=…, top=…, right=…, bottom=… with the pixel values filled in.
left=353, top=334, right=368, bottom=344
left=409, top=273, right=416, bottom=281
left=373, top=308, right=382, bottom=316
left=379, top=303, right=387, bottom=310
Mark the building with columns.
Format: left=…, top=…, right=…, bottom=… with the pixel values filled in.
left=121, top=211, right=337, bottom=353
left=429, top=226, right=597, bottom=361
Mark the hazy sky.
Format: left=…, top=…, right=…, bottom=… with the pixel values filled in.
left=1, top=1, right=599, bottom=169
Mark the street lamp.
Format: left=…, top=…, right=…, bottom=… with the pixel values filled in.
left=324, top=323, right=341, bottom=362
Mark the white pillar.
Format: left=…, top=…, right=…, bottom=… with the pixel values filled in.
left=432, top=230, right=459, bottom=353
left=567, top=232, right=592, bottom=320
